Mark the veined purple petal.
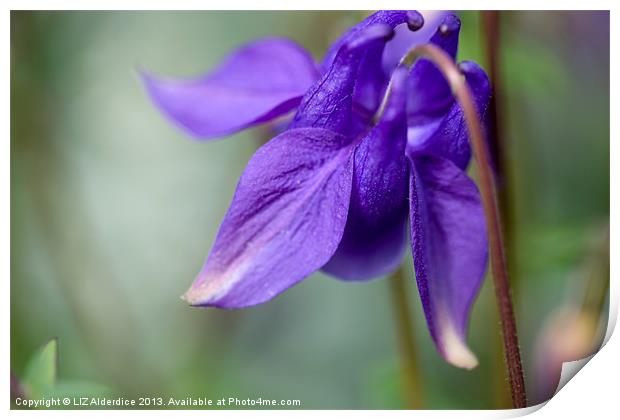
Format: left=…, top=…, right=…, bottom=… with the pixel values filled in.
left=323, top=66, right=410, bottom=280
left=141, top=38, right=319, bottom=140
left=183, top=127, right=355, bottom=308
left=352, top=40, right=390, bottom=116
left=382, top=10, right=450, bottom=74
left=409, top=156, right=488, bottom=369
left=407, top=14, right=462, bottom=122
left=319, top=11, right=424, bottom=118
left=291, top=24, right=394, bottom=135
left=321, top=11, right=424, bottom=72
left=407, top=61, right=491, bottom=170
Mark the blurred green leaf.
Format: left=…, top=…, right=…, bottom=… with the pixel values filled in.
left=22, top=338, right=58, bottom=398
left=45, top=381, right=113, bottom=399
left=19, top=339, right=113, bottom=406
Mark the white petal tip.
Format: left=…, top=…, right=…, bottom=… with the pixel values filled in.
left=181, top=285, right=209, bottom=306
left=440, top=320, right=479, bottom=370
left=443, top=342, right=479, bottom=370
left=180, top=292, right=195, bottom=305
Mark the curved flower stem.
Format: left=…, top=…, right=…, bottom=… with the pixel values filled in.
left=389, top=265, right=424, bottom=409
left=379, top=44, right=527, bottom=408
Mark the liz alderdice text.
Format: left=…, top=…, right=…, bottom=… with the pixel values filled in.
left=14, top=396, right=303, bottom=409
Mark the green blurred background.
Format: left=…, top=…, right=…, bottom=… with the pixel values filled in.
left=10, top=11, right=610, bottom=409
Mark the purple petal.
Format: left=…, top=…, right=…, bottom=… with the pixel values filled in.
left=407, top=60, right=491, bottom=170
left=409, top=156, right=488, bottom=369
left=407, top=14, right=462, bottom=121
left=321, top=11, right=424, bottom=72
left=352, top=40, right=390, bottom=116
left=142, top=38, right=318, bottom=140
left=183, top=127, right=355, bottom=308
left=319, top=11, right=424, bottom=117
left=382, top=10, right=450, bottom=74
left=323, top=66, right=410, bottom=280
left=291, top=24, right=395, bottom=135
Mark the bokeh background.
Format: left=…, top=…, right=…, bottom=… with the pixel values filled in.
left=11, top=11, right=610, bottom=409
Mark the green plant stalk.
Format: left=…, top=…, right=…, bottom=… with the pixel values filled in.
left=389, top=265, right=425, bottom=409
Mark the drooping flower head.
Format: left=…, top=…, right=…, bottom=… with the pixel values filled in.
left=143, top=11, right=491, bottom=369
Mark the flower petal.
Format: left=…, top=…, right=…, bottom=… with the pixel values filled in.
left=319, top=11, right=424, bottom=118
left=409, top=155, right=488, bottom=369
left=352, top=39, right=390, bottom=116
left=323, top=66, right=410, bottom=280
left=407, top=14, right=462, bottom=121
left=407, top=60, right=491, bottom=170
left=321, top=10, right=424, bottom=73
left=382, top=10, right=450, bottom=74
left=183, top=127, right=355, bottom=308
left=291, top=24, right=395, bottom=135
left=142, top=38, right=319, bottom=140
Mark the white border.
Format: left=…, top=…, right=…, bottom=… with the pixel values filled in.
left=3, top=2, right=616, bottom=419
left=1, top=1, right=616, bottom=11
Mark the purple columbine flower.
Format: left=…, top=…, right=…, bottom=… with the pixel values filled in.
left=143, top=11, right=491, bottom=369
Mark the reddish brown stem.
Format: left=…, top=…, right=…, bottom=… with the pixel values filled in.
left=481, top=11, right=516, bottom=409
left=481, top=11, right=506, bottom=188
left=380, top=44, right=527, bottom=408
